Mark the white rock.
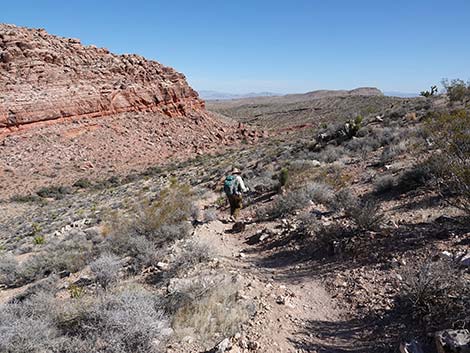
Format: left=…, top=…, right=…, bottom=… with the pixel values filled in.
left=156, top=262, right=169, bottom=271
left=216, top=338, right=231, bottom=352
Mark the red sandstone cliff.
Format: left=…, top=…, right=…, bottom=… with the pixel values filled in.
left=0, top=24, right=205, bottom=133
left=0, top=24, right=264, bottom=198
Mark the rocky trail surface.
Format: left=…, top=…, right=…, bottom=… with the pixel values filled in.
left=184, top=194, right=358, bottom=353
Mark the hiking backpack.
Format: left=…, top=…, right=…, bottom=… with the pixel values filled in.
left=224, top=175, right=237, bottom=195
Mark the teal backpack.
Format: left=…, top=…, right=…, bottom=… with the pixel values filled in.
left=224, top=175, right=236, bottom=195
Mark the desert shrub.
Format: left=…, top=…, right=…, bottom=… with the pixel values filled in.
left=299, top=218, right=354, bottom=256
left=399, top=259, right=470, bottom=330
left=335, top=190, right=384, bottom=230
left=289, top=159, right=320, bottom=171
left=103, top=182, right=195, bottom=271
left=442, top=78, right=470, bottom=103
left=344, top=135, right=380, bottom=158
left=169, top=277, right=249, bottom=347
left=379, top=142, right=407, bottom=164
left=203, top=208, right=218, bottom=223
left=8, top=232, right=95, bottom=287
left=104, top=231, right=157, bottom=272
left=0, top=253, right=20, bottom=287
left=278, top=167, right=289, bottom=188
left=90, top=253, right=122, bottom=290
left=257, top=182, right=333, bottom=220
left=0, top=293, right=62, bottom=353
left=33, top=235, right=45, bottom=245
left=315, top=145, right=344, bottom=163
left=131, top=182, right=194, bottom=246
left=297, top=212, right=323, bottom=236
left=72, top=288, right=170, bottom=353
left=10, top=194, right=42, bottom=203
left=427, top=110, right=470, bottom=213
left=0, top=287, right=170, bottom=353
left=36, top=185, right=71, bottom=199
left=169, top=239, right=214, bottom=277
left=73, top=178, right=93, bottom=189
left=374, top=174, right=397, bottom=194
left=394, top=163, right=434, bottom=192
left=313, top=164, right=351, bottom=190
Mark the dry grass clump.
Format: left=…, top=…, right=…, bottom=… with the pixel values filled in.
left=168, top=276, right=250, bottom=348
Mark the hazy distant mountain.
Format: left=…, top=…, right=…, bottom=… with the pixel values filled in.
left=198, top=90, right=280, bottom=101
left=384, top=91, right=420, bottom=98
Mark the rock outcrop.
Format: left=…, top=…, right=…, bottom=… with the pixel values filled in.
left=0, top=24, right=265, bottom=198
left=0, top=24, right=204, bottom=133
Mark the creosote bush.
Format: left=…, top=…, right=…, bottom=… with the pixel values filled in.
left=427, top=110, right=470, bottom=213
left=441, top=78, right=470, bottom=103
left=104, top=181, right=195, bottom=271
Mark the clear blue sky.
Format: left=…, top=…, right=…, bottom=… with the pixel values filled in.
left=2, top=0, right=470, bottom=94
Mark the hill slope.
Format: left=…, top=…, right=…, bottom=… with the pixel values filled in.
left=0, top=24, right=262, bottom=198
left=207, top=88, right=428, bottom=131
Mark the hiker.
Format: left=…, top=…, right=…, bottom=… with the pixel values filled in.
left=224, top=168, right=248, bottom=220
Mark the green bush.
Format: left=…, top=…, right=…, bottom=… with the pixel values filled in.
left=441, top=78, right=470, bottom=103
left=279, top=168, right=289, bottom=187
left=36, top=186, right=71, bottom=199
left=427, top=110, right=470, bottom=213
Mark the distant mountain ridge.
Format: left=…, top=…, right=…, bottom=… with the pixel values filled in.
left=198, top=90, right=280, bottom=101
left=200, top=87, right=383, bottom=102
left=384, top=91, right=420, bottom=98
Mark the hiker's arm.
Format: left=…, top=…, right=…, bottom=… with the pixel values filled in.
left=238, top=176, right=248, bottom=192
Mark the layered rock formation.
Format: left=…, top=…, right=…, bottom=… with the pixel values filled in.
left=0, top=24, right=205, bottom=133
left=0, top=24, right=265, bottom=198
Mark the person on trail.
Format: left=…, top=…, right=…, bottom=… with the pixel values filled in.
left=224, top=168, right=248, bottom=220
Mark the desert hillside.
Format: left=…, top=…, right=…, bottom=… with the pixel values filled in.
left=0, top=25, right=262, bottom=198
left=1, top=24, right=470, bottom=353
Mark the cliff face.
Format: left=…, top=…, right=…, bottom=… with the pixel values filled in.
left=0, top=24, right=265, bottom=198
left=0, top=24, right=205, bottom=133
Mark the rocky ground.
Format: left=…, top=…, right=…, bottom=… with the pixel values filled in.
left=0, top=24, right=469, bottom=353
left=1, top=94, right=469, bottom=352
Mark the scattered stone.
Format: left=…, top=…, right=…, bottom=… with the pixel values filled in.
left=459, top=253, right=470, bottom=268
left=156, top=262, right=169, bottom=271
left=435, top=329, right=470, bottom=353
left=399, top=339, right=424, bottom=353
left=215, top=338, right=231, bottom=353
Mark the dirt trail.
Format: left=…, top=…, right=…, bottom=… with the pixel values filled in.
left=193, top=196, right=346, bottom=353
